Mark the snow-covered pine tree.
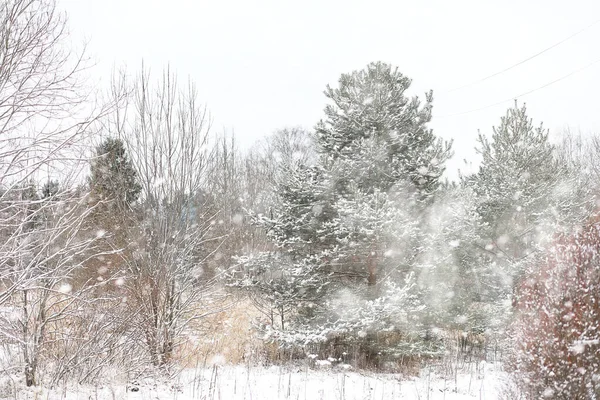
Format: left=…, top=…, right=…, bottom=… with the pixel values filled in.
left=464, top=102, right=566, bottom=304
left=316, top=61, right=452, bottom=200
left=315, top=62, right=452, bottom=288
left=417, top=184, right=496, bottom=333
left=309, top=63, right=456, bottom=363
left=231, top=163, right=332, bottom=335
left=235, top=62, right=454, bottom=366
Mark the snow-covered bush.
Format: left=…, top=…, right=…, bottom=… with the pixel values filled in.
left=509, top=215, right=600, bottom=398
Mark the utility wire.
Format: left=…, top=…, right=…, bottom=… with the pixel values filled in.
left=446, top=18, right=600, bottom=93
left=437, top=57, right=600, bottom=118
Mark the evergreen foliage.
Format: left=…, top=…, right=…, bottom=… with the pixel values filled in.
left=89, top=137, right=141, bottom=209
left=234, top=62, right=455, bottom=363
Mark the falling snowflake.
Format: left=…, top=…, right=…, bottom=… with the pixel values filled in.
left=59, top=283, right=72, bottom=294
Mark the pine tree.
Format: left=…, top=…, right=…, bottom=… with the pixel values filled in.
left=464, top=102, right=566, bottom=304
left=463, top=103, right=592, bottom=314
left=89, top=137, right=141, bottom=210
left=41, top=180, right=59, bottom=199
left=232, top=163, right=332, bottom=333
left=313, top=63, right=453, bottom=313
left=234, top=62, right=453, bottom=363
left=84, top=137, right=141, bottom=286
left=417, top=185, right=489, bottom=331
left=316, top=61, right=452, bottom=199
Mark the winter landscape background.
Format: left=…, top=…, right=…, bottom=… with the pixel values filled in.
left=1, top=0, right=600, bottom=398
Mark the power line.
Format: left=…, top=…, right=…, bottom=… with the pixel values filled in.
left=446, top=18, right=600, bottom=93
left=437, top=57, right=600, bottom=118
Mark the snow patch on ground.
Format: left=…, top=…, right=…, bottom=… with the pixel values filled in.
left=2, top=362, right=506, bottom=399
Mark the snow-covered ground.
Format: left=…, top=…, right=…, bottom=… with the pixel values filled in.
left=4, top=362, right=506, bottom=400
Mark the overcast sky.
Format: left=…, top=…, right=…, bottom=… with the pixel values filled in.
left=59, top=0, right=600, bottom=179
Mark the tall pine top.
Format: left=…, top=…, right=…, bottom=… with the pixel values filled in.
left=315, top=61, right=451, bottom=198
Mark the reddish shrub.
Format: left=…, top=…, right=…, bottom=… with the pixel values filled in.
left=510, top=218, right=600, bottom=398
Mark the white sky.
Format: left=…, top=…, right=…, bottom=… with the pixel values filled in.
left=59, top=0, right=600, bottom=179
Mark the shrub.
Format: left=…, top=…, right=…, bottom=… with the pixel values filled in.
left=510, top=217, right=600, bottom=398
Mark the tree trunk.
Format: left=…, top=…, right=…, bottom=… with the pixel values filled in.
left=367, top=252, right=377, bottom=286
left=25, top=364, right=36, bottom=387
left=22, top=290, right=37, bottom=387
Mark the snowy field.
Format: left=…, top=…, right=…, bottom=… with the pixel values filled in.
left=4, top=362, right=505, bottom=400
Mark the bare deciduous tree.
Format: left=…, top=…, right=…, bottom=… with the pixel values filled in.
left=0, top=182, right=114, bottom=386
left=243, top=127, right=315, bottom=213
left=0, top=0, right=103, bottom=296
left=108, top=67, right=229, bottom=367
left=0, top=0, right=112, bottom=386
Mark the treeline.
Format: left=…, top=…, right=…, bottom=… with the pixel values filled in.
left=2, top=1, right=600, bottom=397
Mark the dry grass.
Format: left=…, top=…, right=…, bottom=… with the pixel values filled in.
left=173, top=297, right=265, bottom=368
